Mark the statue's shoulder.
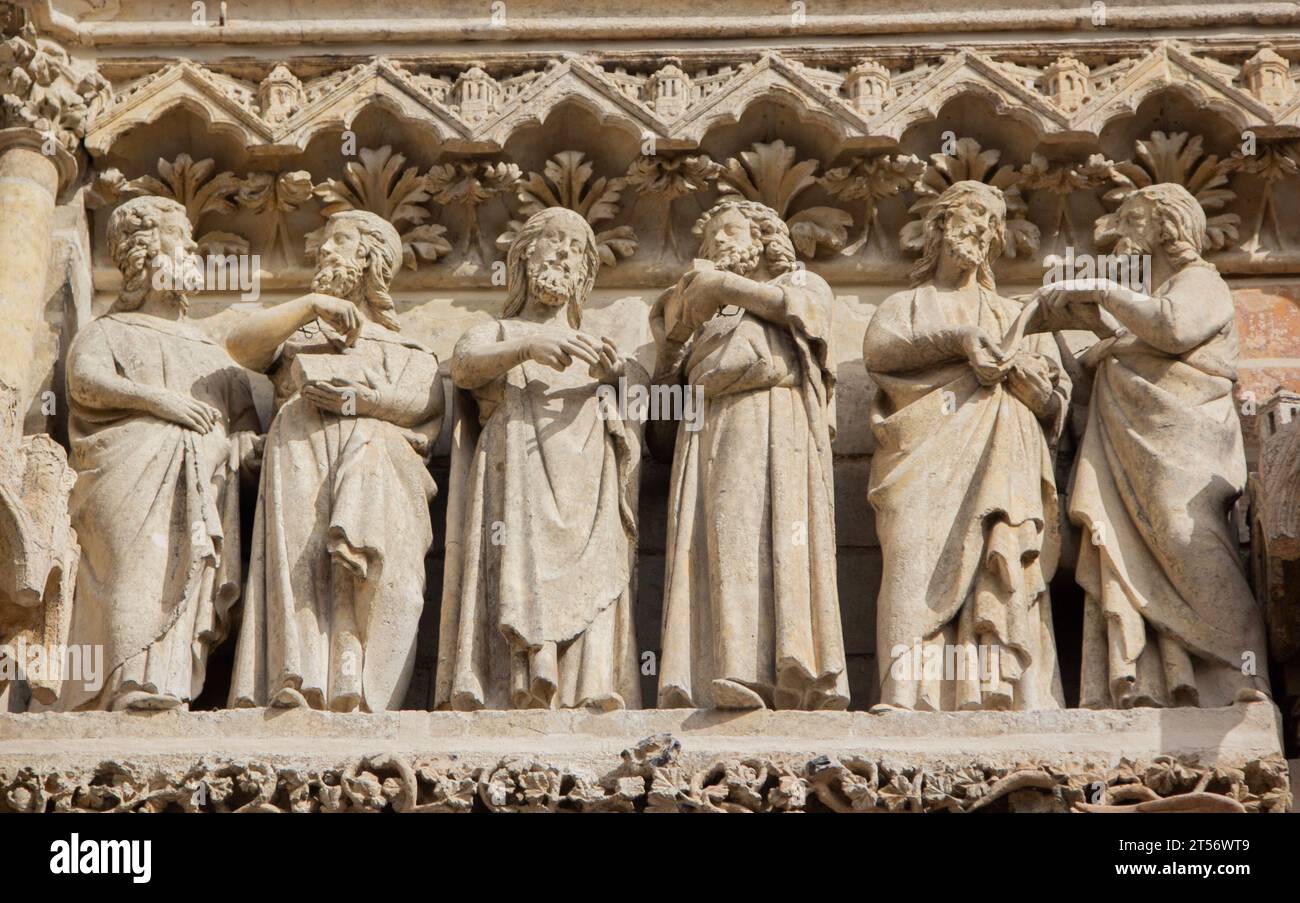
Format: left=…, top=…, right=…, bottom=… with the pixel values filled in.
left=453, top=319, right=504, bottom=353
left=873, top=286, right=922, bottom=320
left=1165, top=262, right=1228, bottom=296
left=773, top=268, right=832, bottom=297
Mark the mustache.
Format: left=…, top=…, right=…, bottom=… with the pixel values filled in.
left=712, top=241, right=761, bottom=275
left=312, top=256, right=364, bottom=296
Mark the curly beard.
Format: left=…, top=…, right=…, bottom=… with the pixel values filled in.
left=149, top=251, right=205, bottom=309
left=711, top=239, right=762, bottom=276
left=528, top=260, right=579, bottom=307
left=312, top=253, right=365, bottom=299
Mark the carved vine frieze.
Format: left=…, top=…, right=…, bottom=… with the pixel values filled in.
left=0, top=734, right=1288, bottom=813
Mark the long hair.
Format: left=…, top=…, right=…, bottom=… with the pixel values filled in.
left=1126, top=182, right=1211, bottom=271
left=107, top=196, right=190, bottom=313
left=908, top=180, right=1007, bottom=290
left=502, top=207, right=599, bottom=329
left=693, top=197, right=798, bottom=276
left=329, top=210, right=404, bottom=332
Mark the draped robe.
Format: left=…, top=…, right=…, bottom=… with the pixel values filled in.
left=435, top=319, right=642, bottom=711
left=864, top=285, right=1068, bottom=711
left=654, top=270, right=848, bottom=710
left=54, top=312, right=257, bottom=711
left=229, top=322, right=441, bottom=712
left=1069, top=265, right=1269, bottom=708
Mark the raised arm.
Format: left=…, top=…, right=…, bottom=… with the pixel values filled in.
left=1101, top=268, right=1233, bottom=355
left=226, top=293, right=362, bottom=372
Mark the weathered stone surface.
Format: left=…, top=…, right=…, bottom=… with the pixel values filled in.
left=0, top=705, right=1287, bottom=812
left=3, top=0, right=1300, bottom=814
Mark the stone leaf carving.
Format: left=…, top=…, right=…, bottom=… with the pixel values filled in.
left=496, top=150, right=638, bottom=266
left=89, top=154, right=252, bottom=256
left=624, top=152, right=723, bottom=258
left=900, top=137, right=1040, bottom=257
left=1016, top=152, right=1110, bottom=251
left=236, top=170, right=315, bottom=262
left=624, top=152, right=722, bottom=200
left=312, top=145, right=451, bottom=270
left=1, top=737, right=1287, bottom=813
left=1230, top=140, right=1300, bottom=252
left=718, top=139, right=851, bottom=259
left=0, top=8, right=109, bottom=153
left=820, top=152, right=925, bottom=256
left=1086, top=130, right=1240, bottom=251
left=424, top=159, right=522, bottom=268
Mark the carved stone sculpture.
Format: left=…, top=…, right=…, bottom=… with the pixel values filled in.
left=436, top=207, right=643, bottom=711
left=47, top=196, right=260, bottom=712
left=1252, top=392, right=1300, bottom=742
left=1036, top=182, right=1271, bottom=708
left=227, top=210, right=444, bottom=712
left=0, top=381, right=77, bottom=711
left=651, top=198, right=848, bottom=710
left=863, top=180, right=1069, bottom=712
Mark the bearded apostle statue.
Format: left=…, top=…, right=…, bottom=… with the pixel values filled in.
left=435, top=207, right=643, bottom=711
left=1032, top=182, right=1270, bottom=708
left=227, top=210, right=444, bottom=712
left=48, top=196, right=261, bottom=711
left=863, top=180, right=1069, bottom=713
left=650, top=198, right=848, bottom=711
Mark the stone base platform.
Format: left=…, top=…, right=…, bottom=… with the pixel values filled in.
left=0, top=703, right=1289, bottom=813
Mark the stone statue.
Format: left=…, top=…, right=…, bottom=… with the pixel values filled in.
left=863, top=180, right=1069, bottom=712
left=1034, top=182, right=1270, bottom=708
left=435, top=207, right=643, bottom=711
left=650, top=198, right=848, bottom=710
left=227, top=210, right=444, bottom=712
left=49, top=196, right=261, bottom=712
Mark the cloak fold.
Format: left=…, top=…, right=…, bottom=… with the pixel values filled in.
left=655, top=270, right=848, bottom=710
left=230, top=323, right=440, bottom=712
left=434, top=319, right=642, bottom=711
left=866, top=286, right=1067, bottom=711
left=52, top=313, right=255, bottom=711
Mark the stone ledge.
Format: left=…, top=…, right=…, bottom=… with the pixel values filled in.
left=0, top=704, right=1289, bottom=812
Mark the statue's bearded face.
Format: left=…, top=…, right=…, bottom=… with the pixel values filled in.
left=526, top=221, right=586, bottom=308
left=313, top=221, right=367, bottom=298
left=149, top=210, right=205, bottom=298
left=1114, top=196, right=1159, bottom=257
left=940, top=196, right=999, bottom=269
left=701, top=207, right=762, bottom=275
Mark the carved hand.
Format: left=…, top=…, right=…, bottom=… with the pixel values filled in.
left=957, top=325, right=1013, bottom=386
left=146, top=388, right=223, bottom=433
left=676, top=267, right=728, bottom=332
left=524, top=333, right=601, bottom=372
left=1006, top=353, right=1058, bottom=417
left=302, top=377, right=379, bottom=416
left=309, top=294, right=363, bottom=346
left=587, top=335, right=625, bottom=383
left=232, top=431, right=265, bottom=474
